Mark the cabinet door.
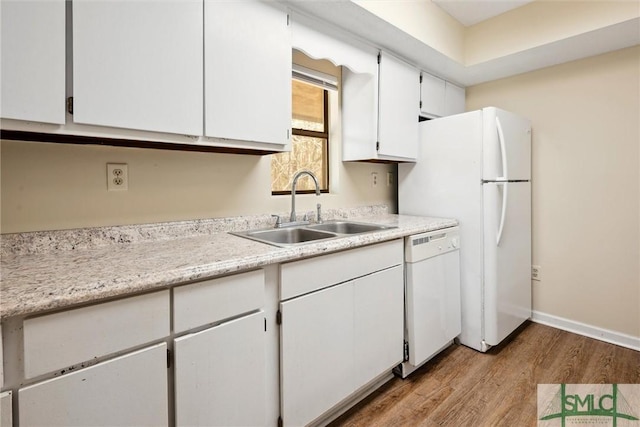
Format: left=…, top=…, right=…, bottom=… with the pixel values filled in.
left=19, top=343, right=168, bottom=426
left=354, top=265, right=404, bottom=389
left=420, top=72, right=446, bottom=118
left=0, top=391, right=11, bottom=427
left=204, top=0, right=291, bottom=147
left=280, top=282, right=355, bottom=427
left=342, top=68, right=378, bottom=161
left=174, top=312, right=266, bottom=427
left=378, top=52, right=419, bottom=160
left=72, top=0, right=203, bottom=135
left=1, top=0, right=65, bottom=124
left=444, top=81, right=465, bottom=116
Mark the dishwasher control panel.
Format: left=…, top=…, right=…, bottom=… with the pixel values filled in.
left=405, top=226, right=460, bottom=263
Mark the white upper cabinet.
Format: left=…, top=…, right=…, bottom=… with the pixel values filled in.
left=72, top=0, right=203, bottom=135
left=420, top=72, right=465, bottom=119
left=204, top=0, right=291, bottom=148
left=378, top=52, right=420, bottom=160
left=1, top=0, right=66, bottom=124
left=341, top=69, right=378, bottom=161
left=293, top=19, right=419, bottom=162
left=343, top=51, right=420, bottom=162
left=420, top=73, right=446, bottom=118
left=444, top=81, right=466, bottom=116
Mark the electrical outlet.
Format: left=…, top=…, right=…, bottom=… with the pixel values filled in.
left=387, top=171, right=393, bottom=187
left=107, top=163, right=128, bottom=191
left=532, top=265, right=542, bottom=281
left=371, top=172, right=378, bottom=188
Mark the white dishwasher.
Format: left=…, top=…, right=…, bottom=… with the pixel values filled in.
left=396, top=227, right=461, bottom=378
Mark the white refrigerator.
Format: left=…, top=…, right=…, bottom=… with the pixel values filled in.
left=398, top=107, right=532, bottom=352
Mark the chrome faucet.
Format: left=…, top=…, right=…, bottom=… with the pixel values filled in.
left=290, top=170, right=321, bottom=222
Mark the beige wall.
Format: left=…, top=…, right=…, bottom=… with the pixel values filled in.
left=0, top=140, right=395, bottom=233
left=467, top=46, right=640, bottom=338
left=355, top=0, right=638, bottom=67
left=353, top=0, right=465, bottom=63
left=465, top=0, right=639, bottom=65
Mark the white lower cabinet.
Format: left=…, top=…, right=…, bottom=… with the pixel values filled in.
left=279, top=241, right=404, bottom=427
left=354, top=265, right=404, bottom=389
left=19, top=343, right=169, bottom=426
left=23, top=290, right=170, bottom=379
left=280, top=282, right=355, bottom=427
left=2, top=244, right=406, bottom=427
left=172, top=270, right=267, bottom=426
left=174, top=311, right=266, bottom=427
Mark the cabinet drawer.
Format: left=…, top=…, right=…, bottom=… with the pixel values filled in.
left=23, top=290, right=170, bottom=379
left=280, top=239, right=403, bottom=300
left=173, top=269, right=264, bottom=333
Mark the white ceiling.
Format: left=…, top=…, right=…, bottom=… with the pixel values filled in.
left=432, top=0, right=535, bottom=27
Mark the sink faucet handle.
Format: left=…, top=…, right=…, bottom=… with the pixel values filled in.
left=271, top=214, right=282, bottom=228
left=316, top=203, right=323, bottom=223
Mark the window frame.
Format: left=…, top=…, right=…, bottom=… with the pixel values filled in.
left=271, top=85, right=330, bottom=196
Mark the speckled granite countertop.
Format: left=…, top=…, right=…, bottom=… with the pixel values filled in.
left=0, top=209, right=457, bottom=320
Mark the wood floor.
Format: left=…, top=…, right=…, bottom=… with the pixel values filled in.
left=329, top=322, right=640, bottom=427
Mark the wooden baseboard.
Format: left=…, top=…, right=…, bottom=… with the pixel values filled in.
left=531, top=311, right=640, bottom=352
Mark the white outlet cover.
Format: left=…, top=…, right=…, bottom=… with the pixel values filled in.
left=532, top=264, right=541, bottom=281
left=107, top=163, right=128, bottom=191
left=371, top=172, right=378, bottom=187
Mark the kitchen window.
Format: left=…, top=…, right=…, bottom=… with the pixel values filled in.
left=271, top=65, right=336, bottom=194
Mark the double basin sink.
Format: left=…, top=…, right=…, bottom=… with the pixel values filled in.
left=232, top=220, right=396, bottom=247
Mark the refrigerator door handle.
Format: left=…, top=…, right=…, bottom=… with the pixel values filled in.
left=496, top=116, right=508, bottom=180
left=496, top=182, right=508, bottom=246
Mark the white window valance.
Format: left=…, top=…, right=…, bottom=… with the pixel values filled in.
left=291, top=13, right=378, bottom=76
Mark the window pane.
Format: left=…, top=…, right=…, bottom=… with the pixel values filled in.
left=292, top=80, right=324, bottom=132
left=271, top=135, right=328, bottom=192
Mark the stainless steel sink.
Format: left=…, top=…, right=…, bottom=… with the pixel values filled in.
left=233, top=227, right=337, bottom=246
left=231, top=220, right=396, bottom=247
left=307, top=221, right=391, bottom=234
